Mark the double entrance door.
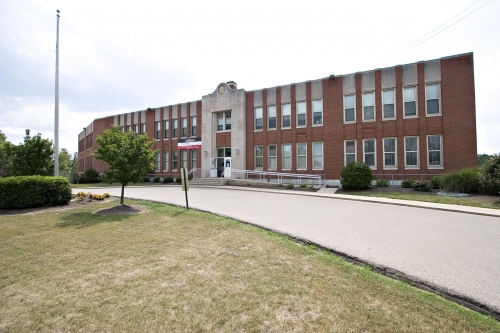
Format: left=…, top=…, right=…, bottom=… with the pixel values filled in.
left=210, top=147, right=231, bottom=178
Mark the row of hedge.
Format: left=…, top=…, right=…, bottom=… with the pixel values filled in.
left=0, top=176, right=72, bottom=209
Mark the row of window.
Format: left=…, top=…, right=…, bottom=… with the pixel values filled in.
left=154, top=150, right=197, bottom=171
left=120, top=116, right=197, bottom=140
left=251, top=83, right=441, bottom=131
left=253, top=135, right=443, bottom=171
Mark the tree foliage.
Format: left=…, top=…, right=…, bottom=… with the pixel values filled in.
left=6, top=129, right=54, bottom=176
left=0, top=130, right=13, bottom=177
left=58, top=148, right=72, bottom=171
left=478, top=154, right=493, bottom=166
left=340, top=161, right=373, bottom=190
left=478, top=154, right=500, bottom=195
left=93, top=125, right=157, bottom=204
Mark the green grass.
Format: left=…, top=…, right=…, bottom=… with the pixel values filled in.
left=1, top=200, right=499, bottom=332
left=346, top=191, right=500, bottom=210
left=71, top=182, right=179, bottom=188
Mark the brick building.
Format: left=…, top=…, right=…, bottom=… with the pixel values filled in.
left=78, top=53, right=477, bottom=185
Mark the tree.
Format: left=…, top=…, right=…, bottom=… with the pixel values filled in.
left=6, top=129, right=54, bottom=176
left=478, top=154, right=493, bottom=166
left=93, top=125, right=157, bottom=205
left=478, top=154, right=500, bottom=195
left=58, top=148, right=72, bottom=171
left=0, top=130, right=13, bottom=177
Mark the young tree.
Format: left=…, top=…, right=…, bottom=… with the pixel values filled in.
left=0, top=130, right=13, bottom=177
left=58, top=148, right=72, bottom=171
left=93, top=125, right=157, bottom=205
left=6, top=129, right=54, bottom=176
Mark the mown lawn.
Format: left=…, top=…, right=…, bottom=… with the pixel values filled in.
left=1, top=199, right=499, bottom=332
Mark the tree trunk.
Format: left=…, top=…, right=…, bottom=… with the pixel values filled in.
left=120, top=184, right=125, bottom=205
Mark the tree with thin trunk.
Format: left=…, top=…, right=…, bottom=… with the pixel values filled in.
left=93, top=125, right=157, bottom=205
left=6, top=129, right=54, bottom=176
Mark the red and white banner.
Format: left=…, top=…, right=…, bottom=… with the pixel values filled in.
left=178, top=138, right=202, bottom=150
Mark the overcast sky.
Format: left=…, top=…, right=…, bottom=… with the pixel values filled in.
left=1, top=0, right=499, bottom=155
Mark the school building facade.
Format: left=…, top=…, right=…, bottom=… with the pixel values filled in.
left=78, top=53, right=477, bottom=185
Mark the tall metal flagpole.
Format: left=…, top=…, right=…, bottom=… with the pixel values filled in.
left=54, top=9, right=60, bottom=176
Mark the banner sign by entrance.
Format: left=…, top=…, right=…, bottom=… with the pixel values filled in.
left=178, top=138, right=202, bottom=150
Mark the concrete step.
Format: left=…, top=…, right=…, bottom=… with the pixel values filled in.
left=189, top=178, right=228, bottom=186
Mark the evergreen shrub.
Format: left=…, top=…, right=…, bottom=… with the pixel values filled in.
left=440, top=168, right=479, bottom=193
left=401, top=179, right=415, bottom=188
left=478, top=155, right=500, bottom=195
left=340, top=161, right=373, bottom=190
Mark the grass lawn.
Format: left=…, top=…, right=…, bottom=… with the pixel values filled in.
left=346, top=191, right=500, bottom=210
left=1, top=200, right=499, bottom=332
left=71, top=182, right=179, bottom=188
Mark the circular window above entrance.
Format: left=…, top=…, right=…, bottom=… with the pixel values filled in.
left=218, top=85, right=226, bottom=94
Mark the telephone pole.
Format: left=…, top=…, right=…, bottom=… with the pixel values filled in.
left=54, top=9, right=60, bottom=176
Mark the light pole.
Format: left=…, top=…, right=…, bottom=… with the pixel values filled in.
left=54, top=9, right=60, bottom=176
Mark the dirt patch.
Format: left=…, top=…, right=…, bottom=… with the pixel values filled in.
left=94, top=204, right=146, bottom=215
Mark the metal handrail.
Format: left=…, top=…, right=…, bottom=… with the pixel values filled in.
left=372, top=173, right=443, bottom=181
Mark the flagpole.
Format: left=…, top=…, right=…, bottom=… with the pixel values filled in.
left=54, top=9, right=60, bottom=176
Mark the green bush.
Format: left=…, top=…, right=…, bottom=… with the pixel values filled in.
left=440, top=167, right=479, bottom=193
left=285, top=184, right=294, bottom=189
left=78, top=168, right=100, bottom=184
left=430, top=176, right=442, bottom=189
left=401, top=179, right=415, bottom=188
left=175, top=177, right=182, bottom=183
left=0, top=176, right=72, bottom=209
left=340, top=161, right=373, bottom=190
left=376, top=179, right=389, bottom=187
left=143, top=176, right=150, bottom=182
left=412, top=180, right=431, bottom=192
left=299, top=183, right=307, bottom=188
left=478, top=154, right=500, bottom=195
left=153, top=176, right=161, bottom=183
left=276, top=183, right=283, bottom=187
left=307, top=185, right=315, bottom=191
left=162, top=176, right=173, bottom=184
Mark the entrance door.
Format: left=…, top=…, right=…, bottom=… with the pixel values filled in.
left=217, top=147, right=231, bottom=178
left=224, top=157, right=231, bottom=178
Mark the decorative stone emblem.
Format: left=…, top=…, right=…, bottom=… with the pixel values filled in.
left=218, top=85, right=226, bottom=94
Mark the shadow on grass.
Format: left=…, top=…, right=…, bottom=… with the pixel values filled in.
left=56, top=212, right=129, bottom=228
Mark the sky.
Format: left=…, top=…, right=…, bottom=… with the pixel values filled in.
left=1, top=0, right=499, bottom=155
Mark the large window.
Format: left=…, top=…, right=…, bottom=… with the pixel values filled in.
left=282, top=103, right=291, bottom=128
left=268, top=145, right=277, bottom=169
left=297, top=101, right=306, bottom=126
left=255, top=145, right=263, bottom=169
left=255, top=107, right=263, bottom=130
left=172, top=151, right=178, bottom=170
left=190, top=150, right=197, bottom=169
left=313, top=142, right=323, bottom=169
left=363, top=139, right=376, bottom=168
left=225, top=112, right=231, bottom=130
left=155, top=152, right=160, bottom=171
left=363, top=92, right=375, bottom=121
left=217, top=112, right=231, bottom=131
left=163, top=151, right=169, bottom=170
left=164, top=120, right=169, bottom=139
left=344, top=95, right=355, bottom=122
left=345, top=140, right=356, bottom=165
left=427, top=135, right=443, bottom=167
left=312, top=99, right=323, bottom=125
left=405, top=137, right=419, bottom=168
left=282, top=144, right=291, bottom=169
left=426, top=84, right=440, bottom=115
left=191, top=116, right=197, bottom=136
left=297, top=143, right=306, bottom=169
left=268, top=106, right=276, bottom=129
left=404, top=86, right=417, bottom=117
left=172, top=119, right=178, bottom=138
left=181, top=118, right=187, bottom=137
left=181, top=150, right=187, bottom=169
left=155, top=121, right=161, bottom=139
left=141, top=123, right=146, bottom=135
left=217, top=113, right=224, bottom=131
left=133, top=124, right=138, bottom=137
left=383, top=138, right=397, bottom=168
left=382, top=90, right=395, bottom=119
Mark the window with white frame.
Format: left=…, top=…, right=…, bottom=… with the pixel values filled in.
left=141, top=123, right=146, bottom=135
left=282, top=103, right=291, bottom=128
left=344, top=95, right=355, bottom=122
left=268, top=106, right=276, bottom=129
left=363, top=92, right=375, bottom=120
left=172, top=119, right=178, bottom=138
left=426, top=84, right=440, bottom=115
left=403, top=86, right=417, bottom=117
left=181, top=150, right=187, bottom=169
left=363, top=139, right=376, bottom=168
left=155, top=121, right=161, bottom=139
left=190, top=150, right=197, bottom=169
left=312, top=99, right=323, bottom=125
left=133, top=124, right=138, bottom=137
left=383, top=138, right=397, bottom=168
left=282, top=144, right=291, bottom=169
left=268, top=145, right=277, bottom=169
left=181, top=118, right=187, bottom=137
left=405, top=137, right=419, bottom=168
left=155, top=152, right=160, bottom=171
left=164, top=120, right=169, bottom=139
left=255, top=145, right=263, bottom=169
left=127, top=125, right=131, bottom=132
left=217, top=113, right=224, bottom=131
left=120, top=126, right=124, bottom=132
left=191, top=116, right=197, bottom=136
left=313, top=142, right=323, bottom=169
left=163, top=151, right=169, bottom=170
left=255, top=107, right=263, bottom=130
left=427, top=135, right=443, bottom=167
left=382, top=89, right=395, bottom=119
left=297, top=101, right=306, bottom=126
left=345, top=140, right=356, bottom=165
left=172, top=151, right=178, bottom=170
left=297, top=143, right=307, bottom=169
left=225, top=112, right=231, bottom=130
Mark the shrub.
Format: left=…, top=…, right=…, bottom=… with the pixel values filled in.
left=478, top=154, right=500, bottom=195
left=153, top=176, right=161, bottom=183
left=162, top=176, right=173, bottom=184
left=103, top=192, right=110, bottom=198
left=77, top=191, right=86, bottom=197
left=401, top=179, right=415, bottom=188
left=175, top=177, right=182, bottom=183
left=430, top=176, right=442, bottom=189
left=299, top=183, right=307, bottom=188
left=285, top=184, right=294, bottom=189
left=276, top=183, right=283, bottom=187
left=340, top=161, right=373, bottom=190
left=92, top=194, right=104, bottom=200
left=0, top=176, right=72, bottom=209
left=307, top=185, right=315, bottom=191
left=440, top=167, right=479, bottom=193
left=245, top=182, right=250, bottom=187
left=376, top=179, right=390, bottom=187
left=78, top=168, right=100, bottom=184
left=143, top=176, right=150, bottom=182
left=412, top=180, right=431, bottom=192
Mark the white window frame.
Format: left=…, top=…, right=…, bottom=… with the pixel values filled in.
left=164, top=120, right=169, bottom=139
left=141, top=123, right=146, bottom=135
left=383, top=137, right=397, bottom=170
left=363, top=139, right=376, bottom=169
left=224, top=111, right=231, bottom=130
left=344, top=94, right=356, bottom=123
left=425, top=83, right=441, bottom=116
left=181, top=118, right=187, bottom=138
left=155, top=152, right=160, bottom=171
left=190, top=116, right=197, bottom=137
left=344, top=140, right=357, bottom=166
left=133, top=124, right=138, bottom=137
left=172, top=119, right=178, bottom=139
left=155, top=121, right=161, bottom=140
left=268, top=105, right=276, bottom=130
left=404, top=136, right=419, bottom=169
left=312, top=99, right=323, bottom=126
left=296, top=142, right=307, bottom=170
left=382, top=89, right=396, bottom=120
left=163, top=151, right=169, bottom=171
left=172, top=150, right=178, bottom=170
left=190, top=150, right=197, bottom=169
left=296, top=101, right=306, bottom=127
left=403, top=86, right=418, bottom=118
left=255, top=145, right=263, bottom=169
left=312, top=142, right=323, bottom=170
left=181, top=150, right=188, bottom=169
left=282, top=103, right=291, bottom=129
left=282, top=143, right=291, bottom=170
left=268, top=145, right=277, bottom=170
left=255, top=107, right=263, bottom=131
left=362, top=92, right=375, bottom=122
left=427, top=135, right=443, bottom=169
